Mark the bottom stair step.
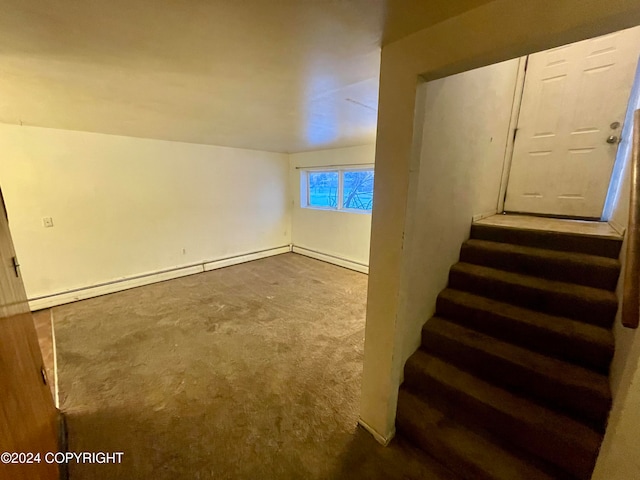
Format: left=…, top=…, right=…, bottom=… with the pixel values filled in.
left=403, top=350, right=602, bottom=479
left=396, top=389, right=558, bottom=480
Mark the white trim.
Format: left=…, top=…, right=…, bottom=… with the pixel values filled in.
left=341, top=207, right=374, bottom=215
left=608, top=219, right=627, bottom=236
left=338, top=169, right=345, bottom=209
left=497, top=56, right=528, bottom=213
left=203, top=246, right=291, bottom=271
left=29, top=265, right=204, bottom=310
left=303, top=206, right=339, bottom=212
left=50, top=308, right=59, bottom=408
left=298, top=163, right=375, bottom=171
left=300, top=170, right=310, bottom=208
left=292, top=246, right=369, bottom=274
left=358, top=418, right=395, bottom=446
left=603, top=58, right=640, bottom=221
left=28, top=246, right=291, bottom=310
left=472, top=210, right=498, bottom=223
left=302, top=206, right=372, bottom=215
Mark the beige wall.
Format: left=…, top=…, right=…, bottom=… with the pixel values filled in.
left=289, top=145, right=374, bottom=271
left=608, top=57, right=640, bottom=398
left=397, top=58, right=521, bottom=381
left=360, top=0, right=640, bottom=443
left=0, top=124, right=290, bottom=304
left=593, top=324, right=640, bottom=479
left=595, top=271, right=640, bottom=479
left=0, top=124, right=374, bottom=307
left=593, top=59, right=640, bottom=479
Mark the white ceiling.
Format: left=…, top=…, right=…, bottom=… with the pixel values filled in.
left=0, top=0, right=492, bottom=153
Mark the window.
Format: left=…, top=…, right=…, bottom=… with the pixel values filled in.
left=302, top=167, right=374, bottom=213
left=343, top=170, right=374, bottom=211
left=308, top=171, right=339, bottom=208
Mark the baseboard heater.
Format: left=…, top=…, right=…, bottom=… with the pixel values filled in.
left=28, top=245, right=291, bottom=311
left=291, top=246, right=369, bottom=274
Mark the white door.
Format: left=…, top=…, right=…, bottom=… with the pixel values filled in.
left=505, top=26, right=640, bottom=218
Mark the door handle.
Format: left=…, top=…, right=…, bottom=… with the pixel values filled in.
left=11, top=256, right=20, bottom=277
left=606, top=135, right=619, bottom=144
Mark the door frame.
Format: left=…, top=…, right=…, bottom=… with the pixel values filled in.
left=0, top=184, right=67, bottom=480
left=496, top=55, right=528, bottom=213
left=602, top=58, right=640, bottom=226
left=498, top=30, right=640, bottom=221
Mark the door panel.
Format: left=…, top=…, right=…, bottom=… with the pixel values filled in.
left=0, top=186, right=59, bottom=480
left=505, top=26, right=640, bottom=218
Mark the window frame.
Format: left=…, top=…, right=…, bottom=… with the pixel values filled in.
left=301, top=165, right=374, bottom=214
left=305, top=169, right=340, bottom=211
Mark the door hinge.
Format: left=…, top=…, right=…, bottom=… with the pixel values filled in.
left=513, top=128, right=519, bottom=142
left=11, top=256, right=20, bottom=277
left=524, top=56, right=529, bottom=72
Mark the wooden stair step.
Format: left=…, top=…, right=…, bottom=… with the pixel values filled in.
left=448, top=262, right=618, bottom=327
left=396, top=388, right=560, bottom=480
left=421, top=317, right=611, bottom=428
left=470, top=223, right=622, bottom=258
left=436, top=288, right=614, bottom=372
left=402, top=352, right=601, bottom=480
left=460, top=239, right=620, bottom=290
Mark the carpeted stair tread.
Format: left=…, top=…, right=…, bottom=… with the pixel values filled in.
left=421, top=317, right=611, bottom=427
left=436, top=288, right=613, bottom=372
left=460, top=239, right=620, bottom=290
left=396, top=388, right=558, bottom=480
left=384, top=436, right=461, bottom=480
left=470, top=223, right=622, bottom=258
left=403, top=351, right=601, bottom=479
left=395, top=222, right=621, bottom=479
left=448, top=262, right=618, bottom=327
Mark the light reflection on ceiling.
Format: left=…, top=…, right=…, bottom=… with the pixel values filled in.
left=0, top=0, right=492, bottom=153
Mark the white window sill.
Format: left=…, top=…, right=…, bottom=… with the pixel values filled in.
left=301, top=206, right=372, bottom=215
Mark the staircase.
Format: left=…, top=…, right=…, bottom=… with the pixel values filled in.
left=396, top=222, right=622, bottom=480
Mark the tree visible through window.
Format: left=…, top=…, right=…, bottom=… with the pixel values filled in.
left=308, top=171, right=339, bottom=208
left=343, top=170, right=374, bottom=211
left=304, top=168, right=374, bottom=212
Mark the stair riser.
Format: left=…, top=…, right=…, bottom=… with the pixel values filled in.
left=396, top=392, right=511, bottom=480
left=470, top=225, right=622, bottom=258
left=402, top=370, right=596, bottom=480
left=421, top=329, right=610, bottom=428
left=448, top=269, right=617, bottom=327
left=459, top=244, right=619, bottom=291
left=436, top=295, right=613, bottom=373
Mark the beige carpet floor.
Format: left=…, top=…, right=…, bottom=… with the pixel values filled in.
left=54, top=253, right=453, bottom=479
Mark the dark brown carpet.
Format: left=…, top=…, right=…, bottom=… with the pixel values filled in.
left=54, top=253, right=453, bottom=480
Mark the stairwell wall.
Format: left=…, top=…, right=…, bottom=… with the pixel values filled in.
left=608, top=51, right=640, bottom=400
left=593, top=59, right=640, bottom=480
left=360, top=0, right=640, bottom=442
left=396, top=58, right=521, bottom=389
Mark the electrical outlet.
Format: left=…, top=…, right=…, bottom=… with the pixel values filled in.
left=42, top=217, right=54, bottom=228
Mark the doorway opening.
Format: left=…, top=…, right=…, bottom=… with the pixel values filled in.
left=502, top=25, right=640, bottom=222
